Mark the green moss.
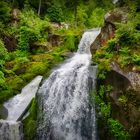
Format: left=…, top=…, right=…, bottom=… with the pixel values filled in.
left=23, top=98, right=38, bottom=140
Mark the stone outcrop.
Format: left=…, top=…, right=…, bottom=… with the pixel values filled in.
left=3, top=76, right=43, bottom=121
left=105, top=62, right=140, bottom=137
left=90, top=8, right=127, bottom=53
left=92, top=9, right=140, bottom=139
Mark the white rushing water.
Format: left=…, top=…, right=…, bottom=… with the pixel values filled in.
left=0, top=76, right=43, bottom=140
left=37, top=28, right=101, bottom=140
left=0, top=120, right=23, bottom=140
left=4, top=76, right=43, bottom=121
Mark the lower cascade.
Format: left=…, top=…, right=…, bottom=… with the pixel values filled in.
left=0, top=76, right=43, bottom=140
left=37, top=29, right=101, bottom=140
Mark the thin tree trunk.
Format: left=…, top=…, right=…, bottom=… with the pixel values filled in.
left=38, top=0, right=42, bottom=16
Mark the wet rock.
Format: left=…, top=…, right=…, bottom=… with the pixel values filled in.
left=48, top=34, right=64, bottom=47
left=12, top=9, right=20, bottom=25
left=4, top=76, right=43, bottom=121
left=0, top=106, right=8, bottom=119
left=105, top=62, right=140, bottom=137
left=105, top=9, right=127, bottom=24
left=30, top=42, right=51, bottom=53
left=110, top=62, right=140, bottom=91
left=90, top=8, right=127, bottom=53
left=61, top=52, right=73, bottom=58
left=3, top=35, right=17, bottom=52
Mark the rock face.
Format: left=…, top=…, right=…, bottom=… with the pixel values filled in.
left=0, top=106, right=8, bottom=119
left=3, top=76, right=43, bottom=121
left=90, top=22, right=115, bottom=53
left=110, top=62, right=140, bottom=91
left=105, top=62, right=140, bottom=138
left=90, top=9, right=127, bottom=53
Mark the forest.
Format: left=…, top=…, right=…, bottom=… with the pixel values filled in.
left=0, top=0, right=140, bottom=140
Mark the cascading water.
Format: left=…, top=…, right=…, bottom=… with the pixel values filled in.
left=37, top=28, right=101, bottom=140
left=0, top=76, right=43, bottom=140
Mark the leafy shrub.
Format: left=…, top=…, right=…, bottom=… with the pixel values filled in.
left=0, top=40, right=8, bottom=66
left=0, top=1, right=11, bottom=23
left=106, top=38, right=117, bottom=52
left=132, top=54, right=140, bottom=65
left=98, top=59, right=111, bottom=80
left=76, top=5, right=88, bottom=27
left=108, top=118, right=130, bottom=140
left=116, top=12, right=140, bottom=46
left=18, top=10, right=49, bottom=52
left=100, top=102, right=111, bottom=118
left=88, top=8, right=105, bottom=28
left=118, top=95, right=128, bottom=105
left=0, top=71, right=6, bottom=89
left=64, top=35, right=76, bottom=52
left=47, top=5, right=64, bottom=23
left=26, top=62, right=48, bottom=75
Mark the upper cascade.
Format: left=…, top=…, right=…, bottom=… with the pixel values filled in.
left=37, top=29, right=100, bottom=140
left=77, top=28, right=101, bottom=54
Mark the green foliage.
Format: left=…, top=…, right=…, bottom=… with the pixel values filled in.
left=90, top=84, right=130, bottom=139
left=118, top=95, right=128, bottom=105
left=116, top=12, right=140, bottom=46
left=106, top=38, right=117, bottom=52
left=0, top=71, right=6, bottom=89
left=76, top=5, right=88, bottom=27
left=132, top=54, right=140, bottom=65
left=47, top=5, right=64, bottom=23
left=26, top=62, right=48, bottom=75
left=0, top=40, right=8, bottom=66
left=108, top=118, right=130, bottom=140
left=23, top=98, right=38, bottom=140
left=98, top=59, right=111, bottom=80
left=88, top=8, right=105, bottom=28
left=18, top=9, right=49, bottom=52
left=64, top=35, right=76, bottom=52
left=100, top=102, right=111, bottom=118
left=0, top=1, right=11, bottom=23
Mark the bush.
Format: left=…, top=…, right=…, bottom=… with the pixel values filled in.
left=108, top=118, right=130, bottom=140
left=116, top=13, right=140, bottom=46
left=26, top=62, right=49, bottom=76
left=0, top=40, right=8, bottom=65
left=64, top=35, right=76, bottom=52
left=132, top=54, right=140, bottom=65
left=88, top=8, right=105, bottom=28
left=0, top=1, right=11, bottom=23
left=76, top=5, right=88, bottom=27
left=0, top=71, right=6, bottom=89
left=47, top=5, right=64, bottom=23
left=106, top=38, right=117, bottom=52
left=17, top=9, right=49, bottom=52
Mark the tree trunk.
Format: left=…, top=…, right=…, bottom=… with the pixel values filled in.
left=38, top=0, right=42, bottom=16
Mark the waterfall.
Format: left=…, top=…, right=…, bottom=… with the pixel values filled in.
left=0, top=76, right=43, bottom=140
left=0, top=120, right=23, bottom=140
left=37, top=28, right=101, bottom=140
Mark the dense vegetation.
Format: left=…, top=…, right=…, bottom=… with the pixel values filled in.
left=0, top=0, right=114, bottom=105
left=92, top=0, right=140, bottom=139
left=0, top=0, right=139, bottom=140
